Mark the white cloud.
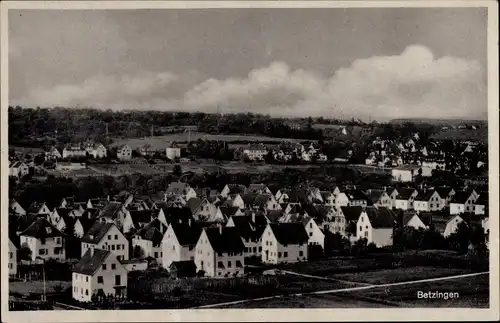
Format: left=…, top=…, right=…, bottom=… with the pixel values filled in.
left=13, top=44, right=486, bottom=120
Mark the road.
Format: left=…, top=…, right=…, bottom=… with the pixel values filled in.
left=193, top=271, right=488, bottom=309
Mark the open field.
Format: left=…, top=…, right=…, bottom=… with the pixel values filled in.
left=10, top=281, right=71, bottom=296
left=430, top=128, right=488, bottom=143
left=110, top=132, right=314, bottom=150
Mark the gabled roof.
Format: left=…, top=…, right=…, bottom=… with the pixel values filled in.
left=451, top=191, right=472, bottom=204
left=99, top=202, right=124, bottom=220
left=27, top=202, right=49, bottom=214
left=19, top=218, right=64, bottom=238
left=135, top=225, right=165, bottom=247
left=228, top=215, right=268, bottom=240
left=253, top=194, right=274, bottom=209
left=204, top=227, right=246, bottom=253
left=364, top=207, right=395, bottom=229
left=242, top=193, right=258, bottom=206
left=476, top=194, right=488, bottom=205
left=73, top=249, right=113, bottom=276
left=340, top=206, right=364, bottom=222
left=129, top=210, right=154, bottom=227
left=166, top=182, right=190, bottom=195
left=396, top=188, right=417, bottom=200
left=75, top=216, right=96, bottom=234
left=54, top=207, right=71, bottom=218
left=81, top=222, right=114, bottom=244
left=224, top=184, right=247, bottom=195
left=246, top=184, right=269, bottom=194
left=365, top=189, right=386, bottom=203
left=428, top=214, right=461, bottom=234
left=414, top=190, right=436, bottom=201
left=170, top=222, right=202, bottom=246
left=219, top=206, right=241, bottom=217
left=162, top=207, right=195, bottom=225
left=269, top=223, right=309, bottom=245
left=169, top=260, right=197, bottom=275
left=186, top=197, right=204, bottom=214
left=344, top=190, right=368, bottom=201
left=435, top=186, right=454, bottom=198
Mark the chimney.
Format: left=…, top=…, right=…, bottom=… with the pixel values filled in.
left=218, top=223, right=223, bottom=235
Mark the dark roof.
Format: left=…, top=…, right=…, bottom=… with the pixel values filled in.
left=186, top=197, right=203, bottom=214
left=396, top=188, right=417, bottom=200
left=19, top=218, right=64, bottom=238
left=365, top=189, right=386, bottom=203
left=219, top=206, right=241, bottom=217
left=340, top=206, right=364, bottom=222
left=99, top=202, right=124, bottom=220
left=54, top=207, right=71, bottom=218
left=414, top=190, right=436, bottom=201
left=253, top=194, right=274, bottom=209
left=75, top=217, right=96, bottom=234
left=170, top=222, right=202, bottom=246
left=224, top=184, right=247, bottom=195
left=169, top=260, right=197, bottom=276
left=205, top=227, right=246, bottom=253
left=229, top=215, right=268, bottom=240
left=27, top=202, right=49, bottom=214
left=476, top=194, right=488, bottom=205
left=129, top=210, right=154, bottom=227
left=82, top=208, right=100, bottom=219
left=364, top=207, right=395, bottom=228
left=344, top=190, right=368, bottom=201
left=246, top=184, right=269, bottom=194
left=82, top=222, right=114, bottom=244
left=166, top=182, right=189, bottom=195
left=73, top=249, right=112, bottom=275
left=135, top=224, right=165, bottom=247
left=266, top=210, right=284, bottom=222
left=428, top=214, right=460, bottom=234
left=242, top=193, right=258, bottom=206
left=269, top=223, right=309, bottom=245
left=435, top=186, right=454, bottom=198
left=451, top=191, right=472, bottom=204
left=162, top=207, right=195, bottom=225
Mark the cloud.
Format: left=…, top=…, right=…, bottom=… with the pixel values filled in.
left=12, top=44, right=486, bottom=120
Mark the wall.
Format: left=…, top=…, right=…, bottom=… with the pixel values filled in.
left=20, top=236, right=65, bottom=262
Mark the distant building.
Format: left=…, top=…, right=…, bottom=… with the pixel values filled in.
left=81, top=222, right=129, bottom=261
left=139, top=144, right=156, bottom=157
left=45, top=146, right=62, bottom=160
left=85, top=143, right=107, bottom=158
left=55, top=162, right=86, bottom=172
left=9, top=161, right=29, bottom=178
left=116, top=145, right=132, bottom=160
left=356, top=207, right=395, bottom=247
left=166, top=143, right=181, bottom=161
left=62, top=145, right=87, bottom=159
left=9, top=239, right=18, bottom=276
left=391, top=165, right=421, bottom=182
left=261, top=223, right=309, bottom=264
left=243, top=144, right=268, bottom=161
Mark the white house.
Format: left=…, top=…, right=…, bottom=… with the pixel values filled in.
left=9, top=161, right=30, bottom=178
left=194, top=226, right=246, bottom=278
left=391, top=165, right=421, bottom=182
left=161, top=220, right=202, bottom=269
left=220, top=184, right=247, bottom=198
left=334, top=192, right=350, bottom=209
left=9, top=239, right=18, bottom=276
left=403, top=212, right=429, bottom=230
left=365, top=189, right=392, bottom=208
left=26, top=202, right=52, bottom=216
left=303, top=217, right=325, bottom=250
left=72, top=248, right=128, bottom=302
left=62, top=145, right=87, bottom=159
left=81, top=222, right=129, bottom=261
left=413, top=190, right=442, bottom=212
left=474, top=194, right=488, bottom=215
left=243, top=144, right=268, bottom=161
left=450, top=191, right=479, bottom=215
left=116, top=145, right=132, bottom=160
left=261, top=223, right=309, bottom=264
left=225, top=194, right=246, bottom=210
left=166, top=143, right=182, bottom=160
left=394, top=188, right=418, bottom=211
left=435, top=187, right=456, bottom=208
left=187, top=198, right=225, bottom=223
left=19, top=218, right=66, bottom=262
left=432, top=214, right=464, bottom=237
left=165, top=182, right=197, bottom=202
left=45, top=146, right=62, bottom=160
left=421, top=160, right=445, bottom=177
left=131, top=219, right=167, bottom=263
left=356, top=207, right=395, bottom=247
left=86, top=143, right=107, bottom=158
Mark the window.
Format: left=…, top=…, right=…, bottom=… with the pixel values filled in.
left=86, top=276, right=89, bottom=282
left=278, top=252, right=282, bottom=258
left=218, top=261, right=224, bottom=268
left=117, top=245, right=121, bottom=250
left=56, top=237, right=61, bottom=244
left=364, top=231, right=368, bottom=237
left=122, top=244, right=125, bottom=249
left=284, top=252, right=288, bottom=257
left=9, top=252, right=12, bottom=259
left=259, top=246, right=262, bottom=252
left=173, top=245, right=175, bottom=251
left=154, top=252, right=158, bottom=258
left=111, top=264, right=116, bottom=270
left=359, top=226, right=362, bottom=231
left=111, top=245, right=115, bottom=250
left=365, top=226, right=368, bottom=229
left=39, top=249, right=47, bottom=255
left=41, top=238, right=46, bottom=245
left=85, top=289, right=89, bottom=296
left=114, top=234, right=118, bottom=240
left=108, top=235, right=111, bottom=240
left=102, top=264, right=107, bottom=270
left=310, top=223, right=313, bottom=228
left=228, top=261, right=232, bottom=268
left=253, top=247, right=257, bottom=253
left=299, top=251, right=303, bottom=257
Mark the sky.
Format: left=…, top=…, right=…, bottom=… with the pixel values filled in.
left=9, top=7, right=488, bottom=121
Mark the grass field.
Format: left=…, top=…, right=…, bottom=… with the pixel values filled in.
left=10, top=280, right=71, bottom=296
left=111, top=132, right=313, bottom=150
left=430, top=128, right=488, bottom=143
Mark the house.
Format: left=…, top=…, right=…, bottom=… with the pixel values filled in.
left=421, top=160, right=445, bottom=177
left=169, top=260, right=197, bottom=278
left=261, top=223, right=309, bottom=264
left=474, top=194, right=488, bottom=215
left=9, top=199, right=26, bottom=215
left=225, top=194, right=245, bottom=209
left=386, top=187, right=399, bottom=209
left=74, top=217, right=96, bottom=238
left=9, top=161, right=30, bottom=178
left=132, top=219, right=167, bottom=263
left=161, top=220, right=202, bottom=269
left=413, top=190, right=442, bottom=212
left=252, top=194, right=282, bottom=212
left=220, top=206, right=245, bottom=219
left=333, top=206, right=362, bottom=237
left=303, top=217, right=325, bottom=250
left=450, top=191, right=479, bottom=214
left=87, top=197, right=109, bottom=209
left=122, top=210, right=154, bottom=234
left=45, top=146, right=62, bottom=160
left=226, top=214, right=268, bottom=258
left=19, top=218, right=66, bottom=262
left=194, top=226, right=246, bottom=277
left=345, top=190, right=368, bottom=207
left=435, top=186, right=456, bottom=208
left=356, top=207, right=395, bottom=247
left=402, top=212, right=429, bottom=230
left=187, top=198, right=225, bottom=223
left=165, top=142, right=181, bottom=160
left=62, top=145, right=87, bottom=159
left=121, top=259, right=149, bottom=272
left=116, top=144, right=132, bottom=160
left=139, top=144, right=156, bottom=157
left=81, top=222, right=129, bottom=261
left=431, top=214, right=464, bottom=237
left=55, top=162, right=87, bottom=172
left=391, top=165, right=421, bottom=182
left=86, top=143, right=107, bottom=158
left=334, top=192, right=350, bottom=209
left=365, top=189, right=392, bottom=208
left=72, top=248, right=128, bottom=302
left=220, top=184, right=247, bottom=198
left=165, top=182, right=197, bottom=201
left=98, top=202, right=129, bottom=230
left=9, top=239, right=18, bottom=276
left=246, top=184, right=272, bottom=195
left=394, top=188, right=418, bottom=210
left=243, top=144, right=268, bottom=161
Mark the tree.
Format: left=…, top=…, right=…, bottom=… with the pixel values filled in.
left=173, top=164, right=182, bottom=176
left=18, top=243, right=32, bottom=262
left=133, top=245, right=145, bottom=259
left=264, top=150, right=275, bottom=164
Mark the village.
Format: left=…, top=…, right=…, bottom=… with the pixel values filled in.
left=7, top=127, right=490, bottom=309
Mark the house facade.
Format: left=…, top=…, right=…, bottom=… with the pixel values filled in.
left=9, top=240, right=18, bottom=276
left=81, top=222, right=129, bottom=261
left=161, top=221, right=201, bottom=269
left=19, top=218, right=66, bottom=262
left=261, top=223, right=308, bottom=264
left=356, top=207, right=394, bottom=247
left=116, top=145, right=132, bottom=160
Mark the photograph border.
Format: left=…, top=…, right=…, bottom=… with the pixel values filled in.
left=1, top=1, right=498, bottom=322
